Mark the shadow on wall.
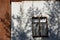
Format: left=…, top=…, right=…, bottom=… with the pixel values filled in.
left=38, top=2, right=60, bottom=40
left=11, top=29, right=28, bottom=40
left=42, top=2, right=60, bottom=40
left=11, top=15, right=29, bottom=40
left=11, top=2, right=60, bottom=40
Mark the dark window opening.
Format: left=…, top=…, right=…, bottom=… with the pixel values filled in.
left=32, top=17, right=48, bottom=37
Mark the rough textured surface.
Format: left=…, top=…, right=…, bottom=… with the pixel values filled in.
left=11, top=1, right=60, bottom=40
left=0, top=0, right=11, bottom=40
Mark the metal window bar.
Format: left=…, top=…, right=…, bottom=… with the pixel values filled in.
left=32, top=17, right=48, bottom=37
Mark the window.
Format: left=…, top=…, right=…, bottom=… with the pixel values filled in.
left=32, top=17, right=48, bottom=37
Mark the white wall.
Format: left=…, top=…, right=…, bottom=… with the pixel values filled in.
left=11, top=1, right=60, bottom=40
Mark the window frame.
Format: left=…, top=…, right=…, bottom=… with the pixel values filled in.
left=32, top=17, right=48, bottom=37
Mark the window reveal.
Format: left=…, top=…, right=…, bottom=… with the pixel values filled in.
left=32, top=17, right=48, bottom=37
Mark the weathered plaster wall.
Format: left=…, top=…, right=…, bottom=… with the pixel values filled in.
left=11, top=1, right=60, bottom=40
